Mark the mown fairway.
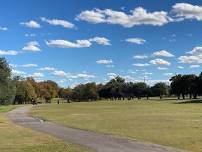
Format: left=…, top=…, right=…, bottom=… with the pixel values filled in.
left=0, top=106, right=92, bottom=152
left=32, top=99, right=202, bottom=152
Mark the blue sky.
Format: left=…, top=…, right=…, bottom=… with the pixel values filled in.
left=0, top=0, right=202, bottom=87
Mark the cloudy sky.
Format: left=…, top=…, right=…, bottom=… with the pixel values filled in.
left=1, top=0, right=202, bottom=87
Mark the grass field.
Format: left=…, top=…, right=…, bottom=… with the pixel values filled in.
left=32, top=99, right=202, bottom=152
left=0, top=105, right=92, bottom=152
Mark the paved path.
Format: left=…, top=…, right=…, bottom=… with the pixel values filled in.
left=7, top=106, right=184, bottom=152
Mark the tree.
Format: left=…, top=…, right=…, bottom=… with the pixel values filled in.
left=105, top=76, right=125, bottom=100
left=71, top=82, right=99, bottom=101
left=59, top=88, right=72, bottom=102
left=170, top=75, right=183, bottom=99
left=151, top=82, right=169, bottom=99
left=14, top=80, right=37, bottom=104
left=181, top=74, right=198, bottom=99
left=0, top=58, right=16, bottom=105
left=133, top=82, right=148, bottom=99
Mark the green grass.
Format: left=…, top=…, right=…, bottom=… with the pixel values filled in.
left=0, top=105, right=93, bottom=152
left=32, top=99, right=202, bottom=152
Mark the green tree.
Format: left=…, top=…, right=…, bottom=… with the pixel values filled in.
left=0, top=58, right=16, bottom=104
left=151, top=82, right=169, bottom=99
left=14, top=80, right=37, bottom=104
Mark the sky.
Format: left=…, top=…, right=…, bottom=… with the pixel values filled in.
left=0, top=0, right=202, bottom=87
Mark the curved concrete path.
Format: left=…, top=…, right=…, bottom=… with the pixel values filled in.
left=7, top=106, right=184, bottom=152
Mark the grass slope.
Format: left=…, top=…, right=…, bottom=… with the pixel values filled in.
left=32, top=99, right=202, bottom=152
left=0, top=105, right=92, bottom=152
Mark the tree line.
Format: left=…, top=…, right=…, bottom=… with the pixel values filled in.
left=0, top=57, right=202, bottom=105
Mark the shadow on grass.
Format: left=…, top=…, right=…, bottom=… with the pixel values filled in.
left=174, top=99, right=202, bottom=104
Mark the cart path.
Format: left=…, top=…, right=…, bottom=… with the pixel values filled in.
left=7, top=106, right=185, bottom=152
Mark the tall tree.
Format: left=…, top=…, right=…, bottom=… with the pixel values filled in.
left=0, top=58, right=16, bottom=104
left=151, top=82, right=169, bottom=99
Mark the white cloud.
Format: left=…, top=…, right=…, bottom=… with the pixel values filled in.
left=20, top=20, right=41, bottom=28
left=30, top=72, right=44, bottom=78
left=107, top=73, right=117, bottom=79
left=46, top=39, right=91, bottom=48
left=77, top=73, right=95, bottom=79
left=20, top=64, right=38, bottom=68
left=39, top=67, right=56, bottom=71
left=157, top=67, right=168, bottom=70
left=46, top=37, right=110, bottom=48
left=22, top=41, right=41, bottom=52
left=53, top=70, right=67, bottom=77
left=172, top=3, right=202, bottom=21
left=9, top=64, right=17, bottom=68
left=178, top=46, right=202, bottom=64
left=126, top=38, right=146, bottom=44
left=178, top=55, right=202, bottom=64
left=25, top=33, right=36, bottom=37
left=163, top=73, right=173, bottom=76
left=0, top=26, right=8, bottom=31
left=106, top=65, right=114, bottom=68
left=133, top=63, right=150, bottom=67
left=96, top=59, right=113, bottom=64
left=190, top=64, right=200, bottom=68
left=133, top=55, right=148, bottom=59
left=0, top=50, right=18, bottom=55
left=52, top=70, right=95, bottom=80
left=89, top=37, right=111, bottom=45
left=12, top=69, right=26, bottom=75
left=76, top=7, right=171, bottom=27
left=41, top=17, right=75, bottom=28
left=150, top=58, right=171, bottom=66
left=177, top=66, right=184, bottom=69
left=187, top=46, right=202, bottom=55
left=152, top=50, right=174, bottom=57
left=144, top=72, right=153, bottom=75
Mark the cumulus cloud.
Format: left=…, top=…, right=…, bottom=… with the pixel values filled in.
left=177, top=66, right=184, bottom=69
left=22, top=41, right=41, bottom=52
left=150, top=58, right=171, bottom=66
left=107, top=73, right=117, bottom=79
left=133, top=63, right=150, bottom=67
left=0, top=50, right=18, bottom=55
left=163, top=73, right=173, bottom=76
left=187, top=46, right=202, bottom=55
left=29, top=72, right=44, bottom=78
left=46, top=39, right=91, bottom=48
left=53, top=70, right=67, bottom=77
left=190, top=64, right=200, bottom=68
left=77, top=73, right=95, bottom=79
left=53, top=70, right=95, bottom=80
left=133, top=55, right=148, bottom=59
left=152, top=50, right=174, bottom=57
left=76, top=7, right=171, bottom=27
left=178, top=55, right=202, bottom=64
left=12, top=69, right=26, bottom=75
left=106, top=65, right=114, bottom=68
left=89, top=37, right=111, bottom=45
left=158, top=67, right=168, bottom=70
left=25, top=33, right=36, bottom=37
left=41, top=17, right=75, bottom=28
left=172, top=3, right=202, bottom=21
left=126, top=38, right=146, bottom=44
left=178, top=46, right=202, bottom=64
left=144, top=72, right=153, bottom=75
left=39, top=67, right=56, bottom=71
left=20, top=64, right=38, bottom=68
left=20, top=20, right=41, bottom=28
left=96, top=59, right=113, bottom=64
left=46, top=36, right=110, bottom=49
left=0, top=26, right=8, bottom=31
